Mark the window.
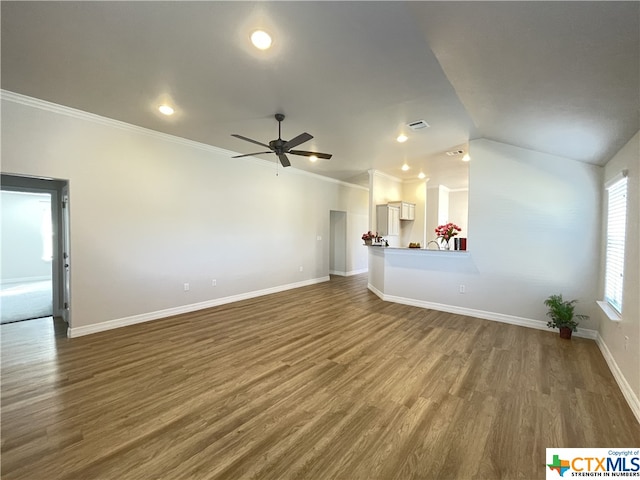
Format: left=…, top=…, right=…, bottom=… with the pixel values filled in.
left=604, top=172, right=627, bottom=314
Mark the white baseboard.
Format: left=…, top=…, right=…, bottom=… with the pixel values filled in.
left=367, top=284, right=598, bottom=340
left=368, top=283, right=384, bottom=300
left=330, top=268, right=368, bottom=277
left=68, top=276, right=330, bottom=338
left=329, top=270, right=347, bottom=276
left=346, top=268, right=368, bottom=276
left=595, top=334, right=640, bottom=425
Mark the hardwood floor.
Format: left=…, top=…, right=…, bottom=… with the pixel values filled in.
left=1, top=274, right=639, bottom=480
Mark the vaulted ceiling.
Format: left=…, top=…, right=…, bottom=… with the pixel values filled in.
left=2, top=2, right=638, bottom=188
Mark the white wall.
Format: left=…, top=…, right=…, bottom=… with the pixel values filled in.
left=369, top=170, right=403, bottom=247
left=426, top=185, right=440, bottom=247
left=346, top=211, right=369, bottom=275
left=400, top=180, right=427, bottom=247
left=465, top=139, right=601, bottom=326
left=1, top=93, right=368, bottom=332
left=373, top=138, right=601, bottom=328
left=448, top=189, right=469, bottom=241
left=1, top=191, right=53, bottom=282
left=599, top=131, right=639, bottom=401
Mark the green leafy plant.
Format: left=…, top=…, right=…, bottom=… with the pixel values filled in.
left=544, top=294, right=588, bottom=332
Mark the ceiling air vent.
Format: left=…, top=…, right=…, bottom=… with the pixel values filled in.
left=446, top=149, right=464, bottom=156
left=406, top=119, right=430, bottom=131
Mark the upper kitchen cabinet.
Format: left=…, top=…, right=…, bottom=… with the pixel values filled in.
left=376, top=204, right=400, bottom=236
left=389, top=201, right=415, bottom=221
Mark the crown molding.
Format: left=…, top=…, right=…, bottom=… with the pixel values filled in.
left=368, top=169, right=403, bottom=183
left=368, top=168, right=428, bottom=185
left=403, top=177, right=429, bottom=185
left=1, top=90, right=367, bottom=191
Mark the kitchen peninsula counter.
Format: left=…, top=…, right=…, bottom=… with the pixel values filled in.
left=367, top=245, right=475, bottom=306
left=366, top=245, right=469, bottom=254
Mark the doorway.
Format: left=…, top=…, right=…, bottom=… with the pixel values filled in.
left=329, top=210, right=347, bottom=276
left=1, top=190, right=53, bottom=323
left=0, top=175, right=69, bottom=327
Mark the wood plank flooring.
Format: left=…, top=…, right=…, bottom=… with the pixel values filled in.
left=2, top=274, right=639, bottom=479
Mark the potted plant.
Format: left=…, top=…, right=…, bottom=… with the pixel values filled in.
left=544, top=294, right=588, bottom=339
left=362, top=231, right=379, bottom=245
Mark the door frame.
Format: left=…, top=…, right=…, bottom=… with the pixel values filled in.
left=1, top=174, right=70, bottom=328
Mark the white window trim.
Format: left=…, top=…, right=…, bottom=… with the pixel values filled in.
left=597, top=300, right=622, bottom=322
left=604, top=169, right=628, bottom=189
left=601, top=169, right=628, bottom=321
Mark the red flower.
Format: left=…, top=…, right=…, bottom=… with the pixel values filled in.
left=435, top=223, right=461, bottom=242
left=362, top=231, right=380, bottom=240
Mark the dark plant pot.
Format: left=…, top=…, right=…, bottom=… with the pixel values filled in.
left=559, top=327, right=573, bottom=339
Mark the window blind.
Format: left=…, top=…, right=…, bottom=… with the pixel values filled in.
left=604, top=175, right=627, bottom=313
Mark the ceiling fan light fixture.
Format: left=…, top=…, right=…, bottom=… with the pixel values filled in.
left=396, top=134, right=408, bottom=143
left=158, top=104, right=174, bottom=116
left=231, top=113, right=332, bottom=168
left=251, top=30, right=272, bottom=50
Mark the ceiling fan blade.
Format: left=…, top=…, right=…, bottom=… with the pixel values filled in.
left=231, top=134, right=271, bottom=149
left=232, top=151, right=273, bottom=158
left=289, top=150, right=332, bottom=160
left=283, top=132, right=313, bottom=150
left=277, top=153, right=291, bottom=167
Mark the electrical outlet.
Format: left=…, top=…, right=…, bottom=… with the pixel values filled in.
left=317, top=235, right=322, bottom=241
left=459, top=284, right=466, bottom=294
left=212, top=279, right=217, bottom=287
left=299, top=266, right=304, bottom=272
left=184, top=283, right=190, bottom=291
left=624, top=336, right=629, bottom=351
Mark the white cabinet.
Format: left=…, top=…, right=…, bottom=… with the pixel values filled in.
left=389, top=201, right=416, bottom=221
left=377, top=204, right=400, bottom=236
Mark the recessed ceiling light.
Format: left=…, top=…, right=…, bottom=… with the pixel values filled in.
left=418, top=172, right=426, bottom=179
left=251, top=30, right=272, bottom=50
left=158, top=104, right=174, bottom=116
left=309, top=155, right=318, bottom=162
left=396, top=134, right=408, bottom=143
left=462, top=153, right=471, bottom=162
left=401, top=164, right=410, bottom=171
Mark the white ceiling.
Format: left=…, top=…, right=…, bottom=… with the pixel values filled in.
left=2, top=2, right=638, bottom=188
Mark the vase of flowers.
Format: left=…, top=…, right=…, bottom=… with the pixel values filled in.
left=435, top=223, right=461, bottom=250
left=362, top=231, right=378, bottom=245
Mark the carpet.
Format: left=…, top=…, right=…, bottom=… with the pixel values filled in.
left=0, top=280, right=53, bottom=324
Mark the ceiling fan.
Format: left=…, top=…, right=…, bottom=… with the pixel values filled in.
left=231, top=113, right=332, bottom=167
